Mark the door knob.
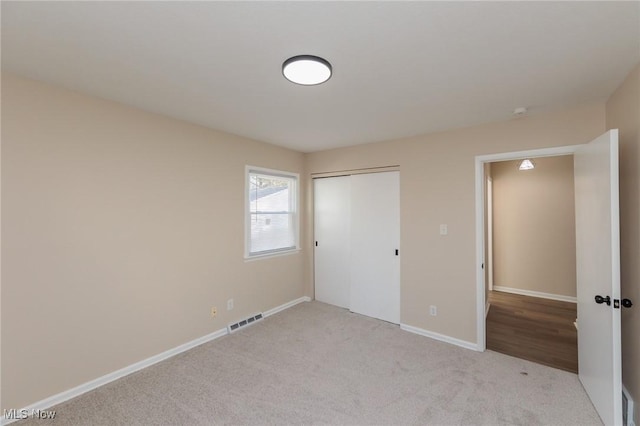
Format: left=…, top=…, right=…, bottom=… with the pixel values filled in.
left=622, top=299, right=633, bottom=308
left=595, top=295, right=611, bottom=306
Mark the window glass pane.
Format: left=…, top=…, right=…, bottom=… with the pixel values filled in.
left=249, top=177, right=292, bottom=213
left=247, top=169, right=297, bottom=256
left=250, top=213, right=295, bottom=253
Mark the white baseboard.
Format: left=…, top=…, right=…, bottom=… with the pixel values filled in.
left=0, top=326, right=227, bottom=425
left=264, top=296, right=311, bottom=317
left=400, top=323, right=480, bottom=352
left=1, top=296, right=310, bottom=426
left=493, top=286, right=577, bottom=303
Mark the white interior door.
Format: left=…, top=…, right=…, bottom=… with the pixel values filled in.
left=314, top=177, right=351, bottom=309
left=349, top=172, right=400, bottom=324
left=575, top=130, right=622, bottom=426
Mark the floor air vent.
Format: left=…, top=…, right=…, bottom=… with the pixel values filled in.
left=228, top=313, right=263, bottom=333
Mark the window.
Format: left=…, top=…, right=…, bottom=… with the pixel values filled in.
left=245, top=166, right=299, bottom=258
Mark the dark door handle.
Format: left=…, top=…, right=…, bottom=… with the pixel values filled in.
left=395, top=249, right=399, bottom=256
left=622, top=299, right=633, bottom=308
left=595, top=295, right=611, bottom=306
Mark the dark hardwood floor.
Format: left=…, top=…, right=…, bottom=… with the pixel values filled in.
left=486, top=290, right=578, bottom=373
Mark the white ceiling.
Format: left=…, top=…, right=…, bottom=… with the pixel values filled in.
left=2, top=1, right=639, bottom=153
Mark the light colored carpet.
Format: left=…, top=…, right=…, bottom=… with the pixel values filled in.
left=18, top=301, right=602, bottom=425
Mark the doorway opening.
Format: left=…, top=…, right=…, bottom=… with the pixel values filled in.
left=474, top=144, right=581, bottom=353
left=484, top=155, right=578, bottom=372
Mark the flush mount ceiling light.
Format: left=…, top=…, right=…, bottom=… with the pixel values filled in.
left=518, top=159, right=535, bottom=171
left=282, top=55, right=332, bottom=86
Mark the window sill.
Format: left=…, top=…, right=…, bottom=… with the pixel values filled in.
left=244, top=248, right=301, bottom=262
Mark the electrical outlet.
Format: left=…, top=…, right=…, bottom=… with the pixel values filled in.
left=430, top=305, right=437, bottom=316
left=439, top=224, right=448, bottom=235
left=227, top=299, right=234, bottom=311
left=211, top=307, right=217, bottom=318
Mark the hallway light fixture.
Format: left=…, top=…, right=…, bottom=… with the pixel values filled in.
left=518, top=159, right=535, bottom=171
left=282, top=55, right=332, bottom=86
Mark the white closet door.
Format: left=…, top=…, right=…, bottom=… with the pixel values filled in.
left=350, top=172, right=400, bottom=324
left=314, top=176, right=351, bottom=309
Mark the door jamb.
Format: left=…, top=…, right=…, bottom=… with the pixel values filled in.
left=487, top=175, right=493, bottom=292
left=474, top=144, right=582, bottom=351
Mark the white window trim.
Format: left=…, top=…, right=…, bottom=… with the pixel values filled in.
left=244, top=165, right=300, bottom=260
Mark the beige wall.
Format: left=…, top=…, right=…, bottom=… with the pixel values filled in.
left=606, top=63, right=640, bottom=422
left=491, top=156, right=576, bottom=298
left=1, top=73, right=307, bottom=410
left=305, top=101, right=606, bottom=343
